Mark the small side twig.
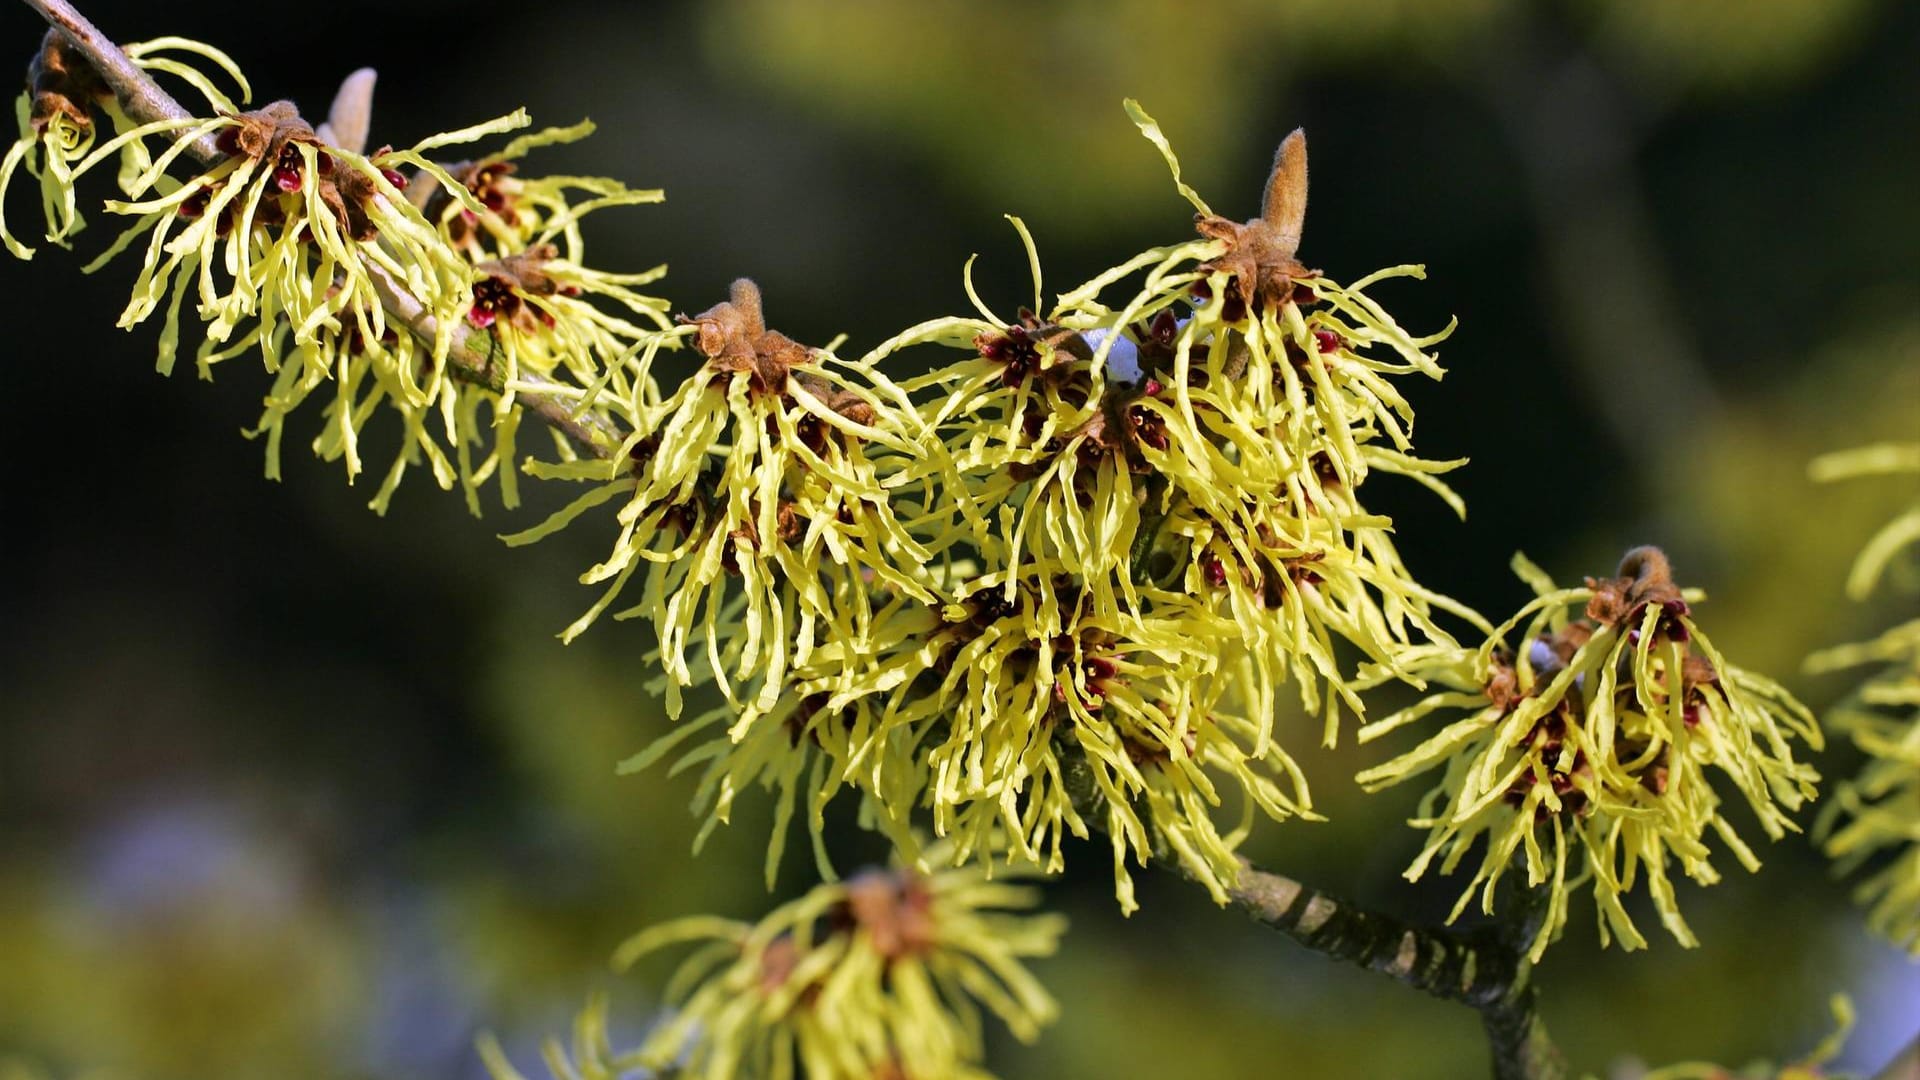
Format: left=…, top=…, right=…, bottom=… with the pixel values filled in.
left=1057, top=737, right=1565, bottom=1080
left=18, top=0, right=625, bottom=460
left=362, top=260, right=624, bottom=454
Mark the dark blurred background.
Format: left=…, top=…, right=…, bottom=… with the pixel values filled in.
left=2, top=1, right=1917, bottom=1077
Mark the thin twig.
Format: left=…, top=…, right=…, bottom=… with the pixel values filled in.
left=18, top=0, right=625, bottom=459
left=18, top=0, right=219, bottom=158
left=1056, top=735, right=1566, bottom=1079
left=364, top=260, right=624, bottom=453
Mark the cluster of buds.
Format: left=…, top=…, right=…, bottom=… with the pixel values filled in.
left=1356, top=549, right=1822, bottom=959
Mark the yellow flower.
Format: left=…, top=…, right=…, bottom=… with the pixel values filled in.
left=546, top=99, right=1478, bottom=916
left=420, top=118, right=666, bottom=263
left=868, top=103, right=1479, bottom=757
left=829, top=570, right=1313, bottom=911
left=463, top=243, right=670, bottom=422
left=84, top=100, right=526, bottom=376
left=18, top=42, right=679, bottom=515
left=511, top=279, right=941, bottom=714
left=0, top=33, right=248, bottom=258
left=1808, top=442, right=1920, bottom=956
left=1357, top=549, right=1821, bottom=960
left=529, top=848, right=1066, bottom=1080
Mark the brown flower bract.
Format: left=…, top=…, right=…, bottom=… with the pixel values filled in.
left=1195, top=127, right=1315, bottom=315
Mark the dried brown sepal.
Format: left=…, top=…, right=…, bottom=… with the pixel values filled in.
left=1485, top=649, right=1521, bottom=714
left=757, top=933, right=803, bottom=995
left=717, top=496, right=811, bottom=577
left=212, top=102, right=407, bottom=243
left=217, top=100, right=311, bottom=161
left=791, top=369, right=878, bottom=446
left=478, top=242, right=563, bottom=296
left=679, top=278, right=814, bottom=397
left=1584, top=545, right=1689, bottom=628
left=320, top=142, right=401, bottom=241
left=773, top=498, right=805, bottom=545
left=974, top=308, right=1094, bottom=389
left=27, top=29, right=106, bottom=132
left=841, top=869, right=937, bottom=962
left=1194, top=127, right=1318, bottom=317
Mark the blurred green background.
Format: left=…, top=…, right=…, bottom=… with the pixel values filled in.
left=1, top=0, right=1917, bottom=1076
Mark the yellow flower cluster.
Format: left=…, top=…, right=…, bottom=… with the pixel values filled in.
left=484, top=852, right=1063, bottom=1080
left=19, top=18, right=1877, bottom=1078
left=530, top=101, right=1478, bottom=910
left=1809, top=443, right=1920, bottom=956
left=0, top=39, right=672, bottom=514
left=0, top=33, right=247, bottom=258
left=1357, top=549, right=1822, bottom=960
left=850, top=102, right=1471, bottom=903
left=5, top=29, right=1493, bottom=911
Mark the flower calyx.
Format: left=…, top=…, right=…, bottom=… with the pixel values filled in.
left=680, top=277, right=815, bottom=397
left=27, top=29, right=105, bottom=131
left=1194, top=128, right=1319, bottom=317
left=838, top=868, right=938, bottom=963
left=974, top=308, right=1093, bottom=389
left=1585, top=544, right=1689, bottom=631
left=214, top=100, right=314, bottom=181
left=456, top=158, right=518, bottom=221
left=213, top=100, right=408, bottom=240
left=718, top=496, right=808, bottom=575
left=470, top=242, right=568, bottom=330
left=431, top=157, right=520, bottom=251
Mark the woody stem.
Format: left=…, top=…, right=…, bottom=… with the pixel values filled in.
left=18, top=0, right=626, bottom=458
left=1058, top=737, right=1565, bottom=1080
